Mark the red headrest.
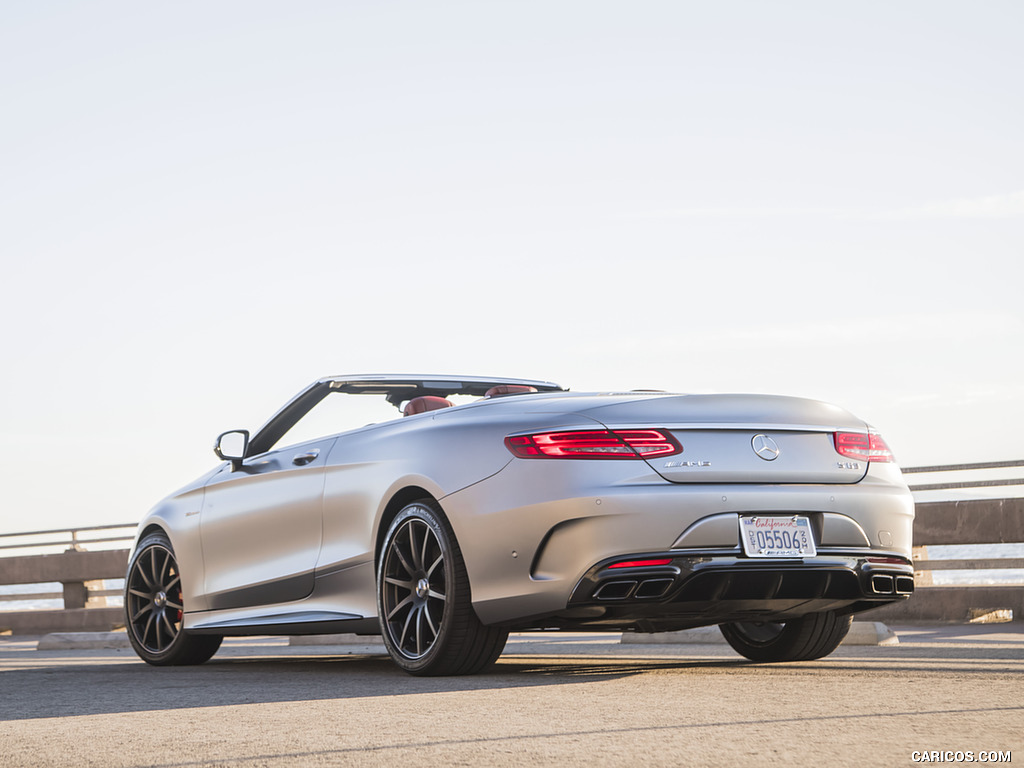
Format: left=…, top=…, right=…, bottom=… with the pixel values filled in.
left=403, top=396, right=453, bottom=416
left=484, top=384, right=538, bottom=398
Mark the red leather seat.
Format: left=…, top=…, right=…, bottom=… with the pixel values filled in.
left=403, top=396, right=453, bottom=416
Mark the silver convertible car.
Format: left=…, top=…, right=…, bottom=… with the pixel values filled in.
left=125, top=374, right=914, bottom=675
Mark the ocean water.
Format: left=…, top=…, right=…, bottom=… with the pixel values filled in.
left=922, top=543, right=1024, bottom=586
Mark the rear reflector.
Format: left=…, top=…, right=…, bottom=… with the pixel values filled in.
left=608, top=558, right=674, bottom=569
left=866, top=556, right=911, bottom=565
left=505, top=429, right=681, bottom=459
left=833, top=431, right=894, bottom=463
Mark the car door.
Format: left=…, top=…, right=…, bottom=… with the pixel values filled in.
left=198, top=435, right=338, bottom=611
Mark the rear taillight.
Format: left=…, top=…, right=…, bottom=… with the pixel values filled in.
left=505, top=429, right=681, bottom=459
left=833, top=431, right=894, bottom=463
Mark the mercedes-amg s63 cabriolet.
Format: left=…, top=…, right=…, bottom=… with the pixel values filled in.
left=125, top=375, right=914, bottom=675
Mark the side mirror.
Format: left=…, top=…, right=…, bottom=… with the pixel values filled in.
left=214, top=429, right=249, bottom=471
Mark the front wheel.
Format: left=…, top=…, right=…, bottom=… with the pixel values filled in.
left=125, top=531, right=222, bottom=666
left=377, top=501, right=508, bottom=676
left=719, top=611, right=852, bottom=662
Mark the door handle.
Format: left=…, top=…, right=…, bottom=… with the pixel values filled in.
left=291, top=449, right=320, bottom=466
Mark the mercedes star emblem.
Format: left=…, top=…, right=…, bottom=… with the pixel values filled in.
left=751, top=434, right=780, bottom=461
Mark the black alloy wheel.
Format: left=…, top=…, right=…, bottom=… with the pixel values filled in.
left=380, top=514, right=447, bottom=659
left=719, top=611, right=853, bottom=662
left=377, top=501, right=507, bottom=676
left=125, top=531, right=222, bottom=666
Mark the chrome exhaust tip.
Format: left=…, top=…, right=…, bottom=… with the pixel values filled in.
left=871, top=574, right=895, bottom=594
left=895, top=575, right=915, bottom=594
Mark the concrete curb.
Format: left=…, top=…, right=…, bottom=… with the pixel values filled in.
left=37, top=631, right=132, bottom=650
left=844, top=621, right=899, bottom=645
left=622, top=626, right=725, bottom=644
left=621, top=621, right=898, bottom=646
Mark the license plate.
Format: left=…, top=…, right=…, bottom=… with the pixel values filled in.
left=739, top=516, right=816, bottom=558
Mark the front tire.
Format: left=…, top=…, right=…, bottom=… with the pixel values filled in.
left=377, top=501, right=508, bottom=676
left=125, top=531, right=222, bottom=666
left=719, top=611, right=852, bottom=662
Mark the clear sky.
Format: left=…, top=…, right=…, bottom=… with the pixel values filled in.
left=1, top=2, right=1022, bottom=534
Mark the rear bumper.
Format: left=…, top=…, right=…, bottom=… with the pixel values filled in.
left=551, top=551, right=914, bottom=632
left=445, top=459, right=914, bottom=627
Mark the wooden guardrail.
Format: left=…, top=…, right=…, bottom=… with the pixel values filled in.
left=0, top=524, right=135, bottom=634
left=905, top=460, right=1024, bottom=551
left=872, top=461, right=1024, bottom=622
left=0, top=523, right=137, bottom=555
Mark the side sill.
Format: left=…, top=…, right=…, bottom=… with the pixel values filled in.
left=188, top=610, right=377, bottom=637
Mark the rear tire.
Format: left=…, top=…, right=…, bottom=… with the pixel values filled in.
left=377, top=500, right=508, bottom=676
left=719, top=611, right=852, bottom=662
left=125, top=531, right=222, bottom=666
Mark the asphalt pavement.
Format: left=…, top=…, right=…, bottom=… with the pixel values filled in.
left=1, top=623, right=1021, bottom=767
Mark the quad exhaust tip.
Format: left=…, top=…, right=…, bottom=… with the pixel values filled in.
left=869, top=573, right=914, bottom=595
left=634, top=578, right=674, bottom=599
left=593, top=580, right=637, bottom=600
left=593, top=578, right=675, bottom=601
left=871, top=574, right=895, bottom=594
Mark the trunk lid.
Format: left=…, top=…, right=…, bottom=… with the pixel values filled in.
left=579, top=393, right=869, bottom=484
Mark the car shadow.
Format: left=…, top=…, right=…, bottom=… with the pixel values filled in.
left=3, top=645, right=1023, bottom=722
left=0, top=651, right=753, bottom=722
